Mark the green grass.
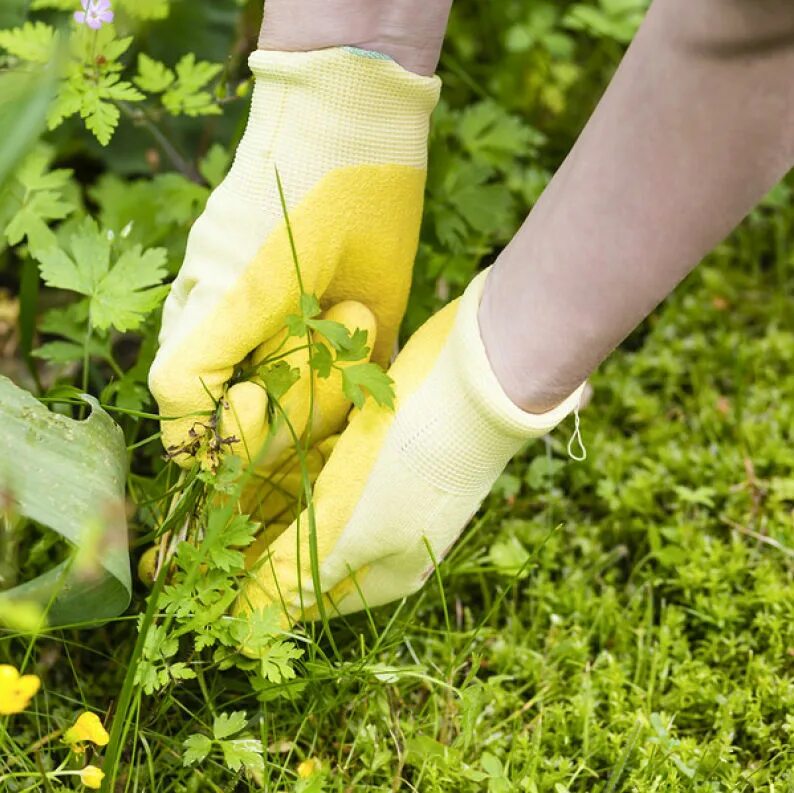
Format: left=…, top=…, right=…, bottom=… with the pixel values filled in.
left=3, top=197, right=793, bottom=791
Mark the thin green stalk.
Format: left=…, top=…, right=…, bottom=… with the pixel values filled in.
left=273, top=166, right=335, bottom=653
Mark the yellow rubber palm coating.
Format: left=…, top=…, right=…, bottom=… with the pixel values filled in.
left=235, top=268, right=586, bottom=631
left=220, top=300, right=377, bottom=469
left=148, top=48, right=441, bottom=466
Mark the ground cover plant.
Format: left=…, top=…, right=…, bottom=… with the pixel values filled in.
left=1, top=0, right=793, bottom=790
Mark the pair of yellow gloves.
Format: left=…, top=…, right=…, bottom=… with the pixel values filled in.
left=148, top=48, right=583, bottom=623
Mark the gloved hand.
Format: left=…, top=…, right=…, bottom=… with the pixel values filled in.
left=235, top=269, right=585, bottom=623
left=149, top=47, right=440, bottom=466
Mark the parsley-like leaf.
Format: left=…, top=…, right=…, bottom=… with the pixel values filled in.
left=309, top=342, right=333, bottom=379
left=182, top=734, right=212, bottom=766
left=341, top=363, right=395, bottom=410
left=213, top=711, right=247, bottom=740
left=259, top=360, right=301, bottom=400
left=220, top=738, right=264, bottom=773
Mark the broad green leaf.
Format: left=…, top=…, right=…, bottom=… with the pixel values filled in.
left=37, top=218, right=169, bottom=332
left=182, top=734, right=212, bottom=766
left=213, top=711, right=247, bottom=740
left=0, top=377, right=130, bottom=626
left=0, top=66, right=58, bottom=186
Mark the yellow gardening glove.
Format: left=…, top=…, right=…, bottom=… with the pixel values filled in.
left=235, top=269, right=585, bottom=624
left=149, top=48, right=440, bottom=466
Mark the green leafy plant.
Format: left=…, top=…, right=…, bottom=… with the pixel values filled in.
left=183, top=710, right=264, bottom=776
left=0, top=8, right=229, bottom=146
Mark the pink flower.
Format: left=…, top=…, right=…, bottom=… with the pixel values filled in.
left=74, top=0, right=114, bottom=30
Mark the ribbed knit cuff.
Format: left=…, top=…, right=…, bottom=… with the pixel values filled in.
left=452, top=268, right=585, bottom=439
left=247, top=48, right=441, bottom=116
left=220, top=47, right=440, bottom=203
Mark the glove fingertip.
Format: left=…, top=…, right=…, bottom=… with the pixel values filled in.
left=221, top=381, right=270, bottom=463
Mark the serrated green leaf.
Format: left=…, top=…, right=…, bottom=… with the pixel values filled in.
left=5, top=192, right=69, bottom=253
left=213, top=711, right=247, bottom=740
left=334, top=327, right=370, bottom=363
left=285, top=313, right=308, bottom=338
left=341, top=363, right=395, bottom=410
left=199, top=144, right=230, bottom=188
left=2, top=147, right=75, bottom=254
left=38, top=221, right=108, bottom=294
left=458, top=100, right=541, bottom=169
left=174, top=52, right=222, bottom=91
left=309, top=342, right=333, bottom=379
left=103, top=77, right=145, bottom=102
left=37, top=219, right=168, bottom=332
left=81, top=94, right=120, bottom=146
left=259, top=641, right=303, bottom=683
left=48, top=81, right=82, bottom=130
left=220, top=737, right=264, bottom=772
left=300, top=292, right=321, bottom=319
left=32, top=338, right=111, bottom=365
left=259, top=361, right=300, bottom=400
left=134, top=52, right=174, bottom=93
left=306, top=318, right=352, bottom=351
left=161, top=53, right=223, bottom=117
left=182, top=734, right=212, bottom=766
left=230, top=606, right=286, bottom=647
left=0, top=21, right=55, bottom=64
left=91, top=244, right=168, bottom=331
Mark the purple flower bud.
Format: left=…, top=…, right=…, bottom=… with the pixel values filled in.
left=74, top=0, right=114, bottom=30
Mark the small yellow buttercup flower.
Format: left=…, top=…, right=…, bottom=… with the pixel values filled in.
left=64, top=711, right=110, bottom=753
left=78, top=764, right=105, bottom=789
left=0, top=664, right=41, bottom=715
left=297, top=757, right=321, bottom=779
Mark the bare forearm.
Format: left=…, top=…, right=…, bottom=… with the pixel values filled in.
left=480, top=0, right=794, bottom=412
left=258, top=0, right=453, bottom=75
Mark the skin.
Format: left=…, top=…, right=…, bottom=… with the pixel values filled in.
left=480, top=0, right=794, bottom=411
left=258, top=0, right=453, bottom=76
left=257, top=0, right=794, bottom=412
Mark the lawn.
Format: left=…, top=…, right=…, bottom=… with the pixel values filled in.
left=1, top=1, right=793, bottom=791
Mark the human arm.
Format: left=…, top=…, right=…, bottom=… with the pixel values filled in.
left=258, top=0, right=453, bottom=76
left=238, top=0, right=794, bottom=623
left=480, top=0, right=794, bottom=412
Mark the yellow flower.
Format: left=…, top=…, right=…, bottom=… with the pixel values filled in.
left=78, top=764, right=105, bottom=789
left=297, top=757, right=321, bottom=779
left=64, top=711, right=110, bottom=752
left=0, top=664, right=41, bottom=715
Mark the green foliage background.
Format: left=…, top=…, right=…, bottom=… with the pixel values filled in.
left=1, top=0, right=793, bottom=791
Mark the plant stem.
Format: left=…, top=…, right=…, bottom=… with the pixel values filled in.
left=116, top=102, right=201, bottom=182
